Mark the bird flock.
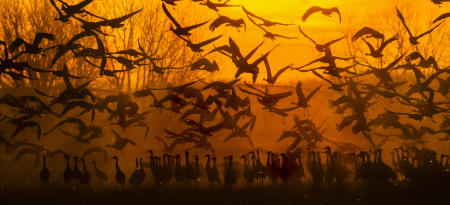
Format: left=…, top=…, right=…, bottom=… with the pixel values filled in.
left=0, top=0, right=449, bottom=193
left=37, top=147, right=450, bottom=190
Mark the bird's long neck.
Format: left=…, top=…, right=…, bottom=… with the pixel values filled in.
left=251, top=156, right=256, bottom=168
left=391, top=152, right=397, bottom=166
left=312, top=152, right=316, bottom=163
left=175, top=156, right=180, bottom=166
left=394, top=149, right=400, bottom=163
left=325, top=152, right=330, bottom=165
left=114, top=158, right=120, bottom=170
left=74, top=158, right=78, bottom=169
left=206, top=156, right=210, bottom=168
left=139, top=158, right=143, bottom=169
left=42, top=156, right=47, bottom=169
left=405, top=151, right=410, bottom=163
left=212, top=158, right=217, bottom=168
left=82, top=160, right=87, bottom=170
left=401, top=149, right=405, bottom=160
left=317, top=153, right=321, bottom=165
left=65, top=157, right=71, bottom=169
left=185, top=152, right=189, bottom=165
left=445, top=156, right=449, bottom=167
left=378, top=150, right=382, bottom=163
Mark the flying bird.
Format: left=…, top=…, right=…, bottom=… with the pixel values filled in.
left=291, top=81, right=321, bottom=109
left=201, top=0, right=239, bottom=12
left=302, top=6, right=341, bottom=23
left=431, top=0, right=450, bottom=5
left=433, top=12, right=450, bottom=23
left=405, top=51, right=439, bottom=70
left=191, top=58, right=219, bottom=72
left=177, top=34, right=222, bottom=52
left=396, top=8, right=442, bottom=45
left=361, top=34, right=399, bottom=58
left=352, top=27, right=385, bottom=42
left=82, top=146, right=108, bottom=162
left=106, top=130, right=136, bottom=151
left=298, top=26, right=344, bottom=52
left=262, top=58, right=293, bottom=84
left=209, top=15, right=246, bottom=31
left=9, top=32, right=56, bottom=54
left=242, top=6, right=294, bottom=27
left=162, top=0, right=182, bottom=6
left=246, top=13, right=297, bottom=41
left=162, top=3, right=208, bottom=36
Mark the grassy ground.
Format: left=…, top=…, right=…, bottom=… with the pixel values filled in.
left=0, top=182, right=449, bottom=205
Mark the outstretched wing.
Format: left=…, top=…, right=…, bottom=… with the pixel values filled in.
left=433, top=12, right=450, bottom=23
left=210, top=16, right=230, bottom=31
left=302, top=6, right=323, bottom=22
left=323, top=36, right=345, bottom=48
left=298, top=26, right=317, bottom=45
left=82, top=146, right=108, bottom=162
left=196, top=35, right=222, bottom=48
left=416, top=22, right=442, bottom=39
left=47, top=149, right=69, bottom=158
left=184, top=20, right=209, bottom=31
left=11, top=121, right=41, bottom=141
left=45, top=118, right=85, bottom=135
left=14, top=147, right=41, bottom=167
left=352, top=27, right=384, bottom=42
left=238, top=86, right=264, bottom=98
left=330, top=7, right=341, bottom=23
left=305, top=85, right=322, bottom=103
left=110, top=129, right=122, bottom=141
left=396, top=8, right=413, bottom=38
left=162, top=3, right=181, bottom=29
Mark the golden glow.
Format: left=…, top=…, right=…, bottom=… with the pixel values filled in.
left=183, top=0, right=450, bottom=84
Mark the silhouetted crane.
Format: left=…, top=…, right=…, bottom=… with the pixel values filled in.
left=433, top=12, right=450, bottom=23
left=162, top=0, right=181, bottom=6
left=72, top=156, right=82, bottom=187
left=396, top=8, right=442, bottom=45
left=242, top=6, right=293, bottom=27
left=91, top=161, right=108, bottom=184
left=361, top=34, right=399, bottom=58
left=298, top=26, right=344, bottom=52
left=40, top=155, right=50, bottom=184
left=112, top=156, right=125, bottom=186
left=302, top=6, right=341, bottom=23
left=352, top=27, right=385, bottom=42
left=174, top=154, right=185, bottom=183
left=9, top=32, right=56, bottom=55
left=210, top=15, right=245, bottom=31
left=129, top=158, right=140, bottom=187
left=106, top=130, right=136, bottom=151
left=291, top=80, right=321, bottom=111
left=162, top=3, right=208, bottom=36
left=80, top=158, right=91, bottom=186
left=176, top=34, right=222, bottom=52
left=262, top=58, right=293, bottom=84
left=201, top=0, right=238, bottom=12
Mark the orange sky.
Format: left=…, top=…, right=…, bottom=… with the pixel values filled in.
left=166, top=0, right=450, bottom=84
